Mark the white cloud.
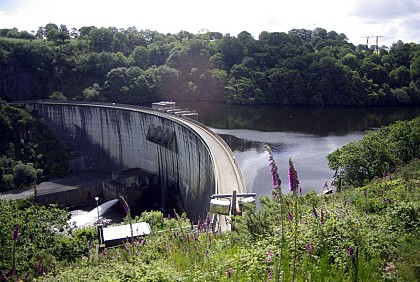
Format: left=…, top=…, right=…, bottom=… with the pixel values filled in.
left=348, top=0, right=420, bottom=45
left=351, top=0, right=420, bottom=22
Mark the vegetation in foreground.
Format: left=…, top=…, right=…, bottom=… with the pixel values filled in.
left=0, top=117, right=418, bottom=281
left=0, top=159, right=415, bottom=282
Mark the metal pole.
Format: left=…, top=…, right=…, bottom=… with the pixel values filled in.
left=95, top=197, right=100, bottom=223
left=231, top=190, right=237, bottom=216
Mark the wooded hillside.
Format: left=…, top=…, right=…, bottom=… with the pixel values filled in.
left=1, top=25, right=419, bottom=106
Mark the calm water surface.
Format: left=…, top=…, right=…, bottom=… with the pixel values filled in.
left=178, top=102, right=420, bottom=197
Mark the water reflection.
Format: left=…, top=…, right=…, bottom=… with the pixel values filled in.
left=178, top=102, right=420, bottom=196
left=181, top=102, right=420, bottom=135
left=214, top=129, right=365, bottom=196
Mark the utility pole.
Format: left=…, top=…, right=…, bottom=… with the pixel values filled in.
left=362, top=35, right=371, bottom=48
left=373, top=35, right=384, bottom=54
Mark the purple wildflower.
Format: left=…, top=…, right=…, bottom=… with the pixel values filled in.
left=271, top=167, right=278, bottom=186
left=266, top=249, right=273, bottom=263
left=383, top=169, right=387, bottom=179
left=312, top=205, right=318, bottom=219
left=12, top=226, right=19, bottom=241
left=1, top=271, right=7, bottom=282
left=363, top=190, right=367, bottom=198
left=268, top=270, right=273, bottom=280
left=287, top=211, right=293, bottom=221
left=383, top=198, right=388, bottom=203
left=206, top=214, right=211, bottom=227
left=198, top=218, right=204, bottom=232
left=268, top=149, right=281, bottom=188
left=173, top=210, right=178, bottom=221
left=348, top=245, right=355, bottom=256
left=288, top=158, right=299, bottom=193
left=119, top=196, right=130, bottom=214
left=122, top=242, right=130, bottom=253
left=226, top=268, right=233, bottom=279
left=37, top=262, right=44, bottom=276
left=306, top=242, right=312, bottom=256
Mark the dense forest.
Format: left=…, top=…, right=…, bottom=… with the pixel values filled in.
left=0, top=24, right=419, bottom=106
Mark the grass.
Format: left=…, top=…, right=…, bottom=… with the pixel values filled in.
left=33, top=160, right=419, bottom=281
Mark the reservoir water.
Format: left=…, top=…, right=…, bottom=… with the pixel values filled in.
left=178, top=102, right=420, bottom=197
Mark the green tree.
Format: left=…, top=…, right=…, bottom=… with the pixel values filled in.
left=328, top=117, right=420, bottom=186
left=13, top=162, right=37, bottom=188
left=410, top=52, right=420, bottom=81
left=341, top=53, right=360, bottom=70
left=89, top=27, right=114, bottom=52
left=389, top=66, right=411, bottom=88
left=268, top=68, right=305, bottom=104
left=390, top=40, right=411, bottom=67
left=130, top=46, right=150, bottom=69
left=49, top=92, right=67, bottom=101
left=82, top=84, right=100, bottom=101
left=218, top=35, right=245, bottom=70
left=46, top=29, right=70, bottom=43
left=226, top=77, right=262, bottom=104
left=309, top=57, right=361, bottom=105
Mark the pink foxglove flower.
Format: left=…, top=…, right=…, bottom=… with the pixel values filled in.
left=288, top=158, right=299, bottom=193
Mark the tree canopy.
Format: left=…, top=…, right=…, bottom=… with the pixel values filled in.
left=0, top=25, right=419, bottom=106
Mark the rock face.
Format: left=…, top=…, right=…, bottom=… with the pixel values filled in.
left=31, top=102, right=215, bottom=221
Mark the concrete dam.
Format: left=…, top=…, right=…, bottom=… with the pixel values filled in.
left=26, top=101, right=246, bottom=221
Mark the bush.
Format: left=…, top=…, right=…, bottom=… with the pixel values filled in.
left=1, top=174, right=15, bottom=191
left=48, top=92, right=67, bottom=101
left=327, top=117, right=420, bottom=186
left=13, top=162, right=36, bottom=188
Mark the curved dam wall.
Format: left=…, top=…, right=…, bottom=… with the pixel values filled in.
left=31, top=102, right=215, bottom=221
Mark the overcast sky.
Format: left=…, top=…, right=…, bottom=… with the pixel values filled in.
left=1, top=0, right=419, bottom=47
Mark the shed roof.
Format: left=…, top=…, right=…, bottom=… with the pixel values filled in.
left=102, top=222, right=151, bottom=243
